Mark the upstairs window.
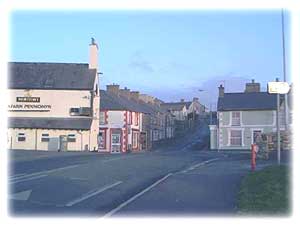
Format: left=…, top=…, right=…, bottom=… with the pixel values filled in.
left=17, top=133, right=26, bottom=142
left=135, top=113, right=139, bottom=126
left=41, top=133, right=50, bottom=142
left=231, top=112, right=241, bottom=126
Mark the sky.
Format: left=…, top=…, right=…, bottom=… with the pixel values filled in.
left=10, top=10, right=291, bottom=109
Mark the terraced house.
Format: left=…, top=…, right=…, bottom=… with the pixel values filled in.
left=209, top=80, right=290, bottom=150
left=99, top=85, right=150, bottom=153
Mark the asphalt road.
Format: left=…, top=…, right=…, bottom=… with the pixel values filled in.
left=8, top=124, right=287, bottom=217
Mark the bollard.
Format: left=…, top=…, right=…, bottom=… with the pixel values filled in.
left=251, top=144, right=257, bottom=171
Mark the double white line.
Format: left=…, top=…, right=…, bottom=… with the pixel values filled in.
left=9, top=164, right=80, bottom=184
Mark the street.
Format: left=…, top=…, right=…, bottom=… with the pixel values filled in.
left=8, top=124, right=285, bottom=217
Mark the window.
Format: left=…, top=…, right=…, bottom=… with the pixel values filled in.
left=100, top=111, right=106, bottom=125
left=70, top=108, right=80, bottom=115
left=230, top=130, right=242, bottom=146
left=41, top=133, right=50, bottom=142
left=132, top=131, right=139, bottom=149
left=17, top=133, right=26, bottom=142
left=135, top=113, right=139, bottom=126
left=128, top=111, right=132, bottom=125
left=70, top=107, right=91, bottom=116
left=67, top=134, right=76, bottom=142
left=231, top=112, right=241, bottom=126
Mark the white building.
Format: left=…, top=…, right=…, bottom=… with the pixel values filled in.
left=7, top=39, right=100, bottom=151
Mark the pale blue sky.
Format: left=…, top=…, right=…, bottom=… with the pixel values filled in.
left=10, top=10, right=290, bottom=108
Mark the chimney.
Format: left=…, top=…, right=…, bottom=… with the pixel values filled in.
left=245, top=79, right=260, bottom=93
left=119, top=87, right=131, bottom=99
left=180, top=99, right=185, bottom=102
left=193, top=97, right=199, bottom=102
left=218, top=84, right=224, bottom=98
left=106, top=84, right=120, bottom=95
left=130, top=91, right=140, bottom=101
left=89, top=37, right=98, bottom=70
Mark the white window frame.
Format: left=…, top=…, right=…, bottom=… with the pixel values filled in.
left=17, top=133, right=26, bottom=142
left=41, top=133, right=50, bottom=142
left=230, top=111, right=241, bottom=126
left=67, top=134, right=76, bottom=142
left=228, top=129, right=244, bottom=147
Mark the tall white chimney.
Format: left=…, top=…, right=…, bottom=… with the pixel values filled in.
left=89, top=37, right=98, bottom=70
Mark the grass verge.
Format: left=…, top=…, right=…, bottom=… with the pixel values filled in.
left=237, top=165, right=290, bottom=216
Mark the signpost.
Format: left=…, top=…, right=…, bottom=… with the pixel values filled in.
left=267, top=80, right=290, bottom=165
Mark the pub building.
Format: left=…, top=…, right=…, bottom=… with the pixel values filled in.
left=7, top=39, right=100, bottom=151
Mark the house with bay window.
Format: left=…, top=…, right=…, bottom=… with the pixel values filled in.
left=98, top=85, right=150, bottom=153
left=209, top=80, right=288, bottom=150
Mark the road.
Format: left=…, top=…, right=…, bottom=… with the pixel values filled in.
left=8, top=123, right=286, bottom=217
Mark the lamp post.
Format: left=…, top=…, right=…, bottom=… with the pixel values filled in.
left=281, top=9, right=289, bottom=130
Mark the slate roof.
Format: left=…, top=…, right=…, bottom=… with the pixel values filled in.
left=100, top=90, right=151, bottom=114
left=160, top=102, right=186, bottom=111
left=8, top=117, right=92, bottom=130
left=8, top=62, right=97, bottom=90
left=217, top=92, right=278, bottom=111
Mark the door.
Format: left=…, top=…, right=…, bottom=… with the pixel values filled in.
left=111, top=130, right=122, bottom=153
left=253, top=130, right=262, bottom=144
left=59, top=135, right=68, bottom=151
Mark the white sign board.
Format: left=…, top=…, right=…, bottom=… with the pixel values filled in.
left=267, top=82, right=290, bottom=94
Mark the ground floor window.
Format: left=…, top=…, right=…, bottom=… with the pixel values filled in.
left=41, top=133, right=50, bottom=142
left=17, top=133, right=26, bottom=142
left=67, top=134, right=76, bottom=142
left=230, top=130, right=242, bottom=146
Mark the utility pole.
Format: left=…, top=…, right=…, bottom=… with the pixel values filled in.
left=281, top=9, right=289, bottom=130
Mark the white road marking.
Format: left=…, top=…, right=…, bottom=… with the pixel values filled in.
left=9, top=164, right=80, bottom=183
left=65, top=181, right=123, bottom=207
left=10, top=174, right=48, bottom=184
left=9, top=189, right=32, bottom=201
left=9, top=173, right=26, bottom=179
left=103, top=173, right=173, bottom=217
left=103, top=155, right=138, bottom=163
left=180, top=158, right=220, bottom=173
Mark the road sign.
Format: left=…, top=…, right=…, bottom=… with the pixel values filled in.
left=268, top=82, right=290, bottom=94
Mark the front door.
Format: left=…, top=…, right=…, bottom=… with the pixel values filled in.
left=111, top=131, right=122, bottom=153
left=253, top=130, right=262, bottom=144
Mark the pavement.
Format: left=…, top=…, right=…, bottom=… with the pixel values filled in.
left=8, top=123, right=290, bottom=217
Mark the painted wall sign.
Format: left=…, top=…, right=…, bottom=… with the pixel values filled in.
left=16, top=97, right=40, bottom=102
left=8, top=104, right=51, bottom=111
